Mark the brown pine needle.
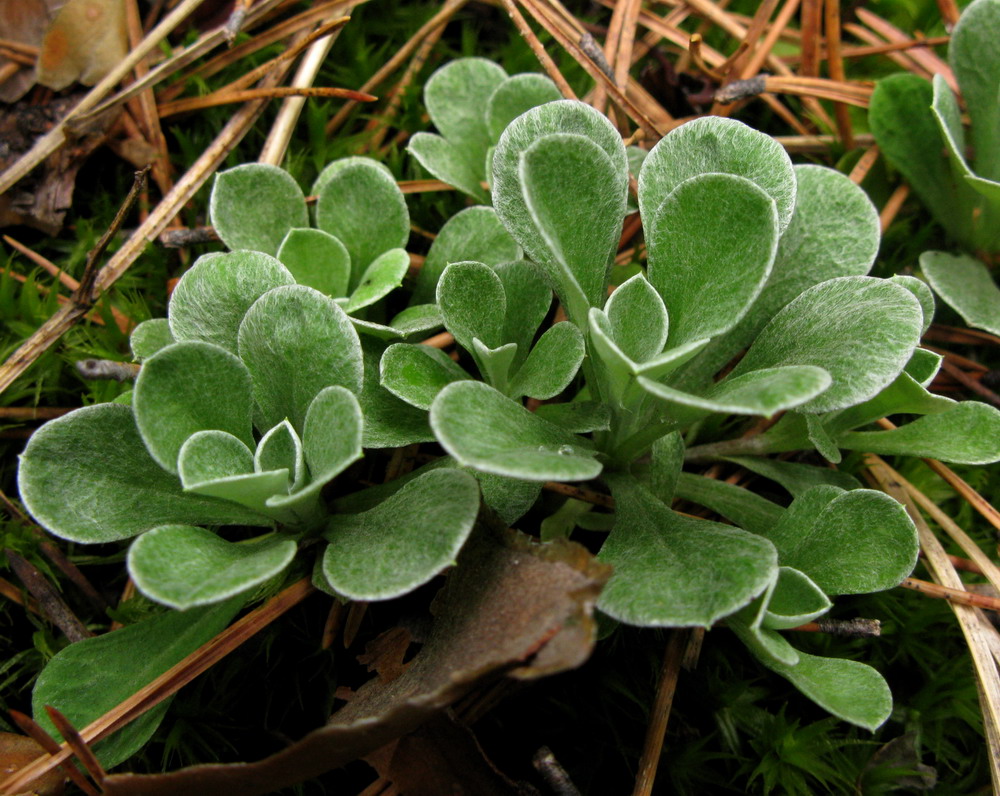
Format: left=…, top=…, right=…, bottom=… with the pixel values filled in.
left=8, top=711, right=101, bottom=796
left=500, top=0, right=577, bottom=100
left=902, top=577, right=1000, bottom=612
left=716, top=74, right=874, bottom=107
left=159, top=86, right=376, bottom=118
left=879, top=184, right=910, bottom=232
left=43, top=707, right=107, bottom=789
left=849, top=145, right=880, bottom=184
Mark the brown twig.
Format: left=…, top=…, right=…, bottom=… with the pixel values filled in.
left=543, top=482, right=615, bottom=509
left=500, top=0, right=577, bottom=100
left=5, top=550, right=92, bottom=642
left=902, top=577, right=1000, bottom=612
left=159, top=86, right=376, bottom=118
left=343, top=601, right=368, bottom=648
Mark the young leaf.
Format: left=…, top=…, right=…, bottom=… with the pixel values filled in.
left=255, top=420, right=305, bottom=492
left=322, top=469, right=480, bottom=600
left=276, top=228, right=351, bottom=298
left=430, top=381, right=601, bottom=481
left=311, top=156, right=394, bottom=196
left=605, top=273, right=668, bottom=364
left=837, top=401, right=1000, bottom=464
left=424, top=57, right=507, bottom=168
left=314, top=159, right=409, bottom=284
left=437, top=261, right=506, bottom=351
left=723, top=456, right=860, bottom=497
left=805, top=412, right=841, bottom=463
left=647, top=431, right=685, bottom=505
left=130, top=318, right=174, bottom=361
left=508, top=321, right=584, bottom=400
left=646, top=173, right=779, bottom=347
left=485, top=73, right=563, bottom=141
left=920, top=251, right=1000, bottom=336
left=32, top=598, right=242, bottom=769
left=168, top=252, right=295, bottom=355
left=210, top=164, right=307, bottom=256
left=673, top=472, right=783, bottom=536
left=358, top=338, right=435, bottom=448
left=238, top=285, right=363, bottom=431
left=730, top=276, right=922, bottom=413
left=597, top=474, right=777, bottom=627
left=534, top=401, right=611, bottom=433
left=638, top=116, right=796, bottom=233
left=761, top=567, right=832, bottom=630
left=18, top=404, right=270, bottom=543
left=133, top=341, right=254, bottom=473
left=889, top=274, right=935, bottom=336
left=380, top=343, right=470, bottom=410
left=295, top=385, right=364, bottom=496
left=408, top=133, right=488, bottom=202
left=495, top=260, right=553, bottom=366
left=344, top=248, right=409, bottom=313
left=412, top=206, right=521, bottom=303
left=128, top=526, right=296, bottom=609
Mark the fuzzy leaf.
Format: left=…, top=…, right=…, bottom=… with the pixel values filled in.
left=412, top=206, right=521, bottom=303
left=255, top=420, right=305, bottom=492
left=425, top=57, right=507, bottom=166
left=276, top=228, right=351, bottom=298
left=492, top=101, right=628, bottom=323
left=210, top=164, right=307, bottom=255
left=889, top=274, right=935, bottom=336
left=430, top=381, right=601, bottom=481
left=638, top=116, right=796, bottom=233
left=508, top=322, right=584, bottom=399
left=837, top=401, right=1000, bottom=464
left=723, top=456, right=860, bottom=497
left=495, top=260, right=553, bottom=366
left=761, top=567, right=832, bottom=629
left=485, top=73, right=563, bottom=141
left=437, top=261, right=506, bottom=351
left=128, top=527, right=296, bottom=609
left=921, top=250, right=1000, bottom=336
left=673, top=472, right=783, bottom=536
left=730, top=276, right=922, bottom=413
left=805, top=413, right=841, bottom=463
left=408, top=133, right=488, bottom=202
left=322, top=469, right=480, bottom=600
left=380, top=343, right=470, bottom=409
left=344, top=248, right=409, bottom=313
left=33, top=598, right=242, bottom=769
left=647, top=173, right=779, bottom=347
left=238, top=285, right=362, bottom=431
left=534, top=401, right=611, bottom=433
left=826, top=369, right=955, bottom=435
left=359, top=339, right=435, bottom=448
left=311, top=156, right=394, bottom=196
left=18, top=404, right=270, bottom=543
left=950, top=0, right=1000, bottom=182
left=168, top=252, right=295, bottom=355
left=315, top=159, right=409, bottom=285
left=597, top=474, right=776, bottom=627
left=605, top=274, right=668, bottom=364
left=130, top=318, right=174, bottom=361
left=647, top=431, right=685, bottom=505
left=292, top=385, right=364, bottom=497
left=133, top=341, right=254, bottom=473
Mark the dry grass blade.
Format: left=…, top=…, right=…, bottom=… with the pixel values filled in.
left=879, top=183, right=909, bottom=232
left=0, top=579, right=315, bottom=796
left=500, top=0, right=577, bottom=99
left=716, top=74, right=873, bottom=107
left=867, top=454, right=1000, bottom=790
left=159, top=85, right=376, bottom=118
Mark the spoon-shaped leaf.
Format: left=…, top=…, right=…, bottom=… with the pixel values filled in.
left=128, top=526, right=297, bottom=609
left=210, top=164, right=307, bottom=255
left=130, top=318, right=174, bottom=361
left=950, top=0, right=1000, bottom=182
left=437, top=260, right=506, bottom=351
left=255, top=420, right=305, bottom=492
left=18, top=404, right=271, bottom=543
left=921, top=250, right=1000, bottom=336
left=486, top=73, right=563, bottom=141
left=322, top=469, right=480, bottom=600
left=508, top=321, right=584, bottom=400
left=409, top=133, right=489, bottom=202
left=380, top=343, right=471, bottom=410
left=344, top=248, right=409, bottom=313
left=430, top=381, right=601, bottom=481
left=425, top=57, right=507, bottom=166
left=605, top=273, right=668, bottom=364
left=761, top=567, right=832, bottom=630
left=276, top=228, right=351, bottom=298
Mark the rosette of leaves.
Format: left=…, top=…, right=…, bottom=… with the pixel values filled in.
left=209, top=157, right=440, bottom=340
left=18, top=251, right=481, bottom=612
left=870, top=0, right=1000, bottom=334
left=426, top=98, right=1000, bottom=729
left=407, top=57, right=562, bottom=202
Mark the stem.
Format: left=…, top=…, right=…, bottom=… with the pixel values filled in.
left=683, top=434, right=777, bottom=462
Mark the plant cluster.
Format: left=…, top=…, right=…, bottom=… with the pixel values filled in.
left=15, top=52, right=1000, bottom=771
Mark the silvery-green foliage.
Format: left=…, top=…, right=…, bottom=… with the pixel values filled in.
left=870, top=0, right=1000, bottom=333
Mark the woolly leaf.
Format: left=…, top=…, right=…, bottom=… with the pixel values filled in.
left=495, top=260, right=553, bottom=367
left=605, top=273, right=668, bottom=364
left=276, top=228, right=351, bottom=298
left=425, top=57, right=506, bottom=167
left=437, top=261, right=506, bottom=351
left=950, top=0, right=1000, bottom=182
left=508, top=322, right=584, bottom=400
left=723, top=456, right=860, bottom=497
left=359, top=339, right=435, bottom=448
left=485, top=73, right=563, bottom=141
left=344, top=248, right=409, bottom=313
left=255, top=420, right=305, bottom=492
left=130, top=318, right=174, bottom=362
left=673, top=472, right=783, bottom=536
left=381, top=343, right=470, bottom=409
left=921, top=250, right=1000, bottom=336
left=761, top=567, right=832, bottom=630
left=408, top=133, right=488, bottom=202
left=210, top=164, right=307, bottom=255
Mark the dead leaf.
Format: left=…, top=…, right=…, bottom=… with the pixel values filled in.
left=357, top=626, right=413, bottom=683
left=0, top=0, right=50, bottom=103
left=36, top=0, right=128, bottom=91
left=101, top=519, right=611, bottom=795
left=0, top=733, right=65, bottom=796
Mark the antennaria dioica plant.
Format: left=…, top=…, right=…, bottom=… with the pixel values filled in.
left=15, top=55, right=1000, bottom=768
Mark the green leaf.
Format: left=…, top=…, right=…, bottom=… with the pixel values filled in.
left=905, top=346, right=943, bottom=386
left=492, top=100, right=628, bottom=323
left=255, top=420, right=305, bottom=492
left=950, top=0, right=1000, bottom=182
left=322, top=469, right=480, bottom=600
left=238, top=285, right=362, bottom=431
left=761, top=567, right=832, bottom=629
left=33, top=598, right=243, bottom=769
left=730, top=276, right=922, bottom=413
left=597, top=474, right=777, bottom=627
left=921, top=250, right=1000, bottom=336
left=825, top=369, right=955, bottom=436
left=18, top=404, right=270, bottom=543
left=646, top=173, right=779, bottom=347
left=805, top=412, right=841, bottom=464
left=494, top=260, right=552, bottom=365
left=133, top=341, right=254, bottom=473
left=889, top=274, right=936, bottom=336
left=311, top=156, right=394, bottom=196
left=408, top=133, right=488, bottom=202
left=647, top=431, right=685, bottom=505
left=534, top=400, right=611, bottom=433
left=508, top=321, right=584, bottom=400
left=130, top=318, right=174, bottom=362
left=358, top=338, right=435, bottom=448
left=209, top=164, right=307, bottom=255
left=168, top=252, right=295, bottom=355
left=518, top=133, right=627, bottom=321
left=430, top=381, right=601, bottom=481
left=723, top=456, right=860, bottom=497
left=314, top=159, right=409, bottom=285
left=388, top=303, right=443, bottom=336
left=380, top=343, right=470, bottom=409
left=765, top=487, right=918, bottom=595
left=128, top=527, right=296, bottom=609
left=287, top=385, right=363, bottom=499
left=837, top=401, right=1000, bottom=464
left=437, top=261, right=506, bottom=351
left=344, top=248, right=409, bottom=313
left=605, top=273, right=668, bottom=364
left=425, top=57, right=507, bottom=167
left=486, top=73, right=563, bottom=141
left=673, top=472, right=783, bottom=536
left=639, top=116, right=796, bottom=233
left=412, top=206, right=521, bottom=303
left=276, top=228, right=351, bottom=298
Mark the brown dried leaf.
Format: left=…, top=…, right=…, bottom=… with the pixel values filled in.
left=36, top=0, right=128, bottom=91
left=102, top=520, right=611, bottom=795
left=0, top=733, right=65, bottom=796
left=0, top=0, right=49, bottom=103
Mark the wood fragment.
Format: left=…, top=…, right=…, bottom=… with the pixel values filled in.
left=534, top=746, right=582, bottom=796
left=823, top=0, right=854, bottom=146
left=159, top=85, right=376, bottom=119
left=792, top=617, right=882, bottom=637
left=848, top=145, right=880, bottom=184
left=903, top=577, right=1000, bottom=613
left=543, top=482, right=615, bottom=509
